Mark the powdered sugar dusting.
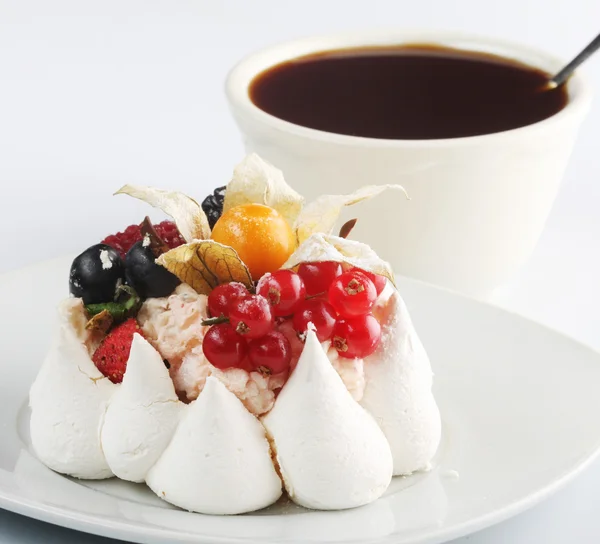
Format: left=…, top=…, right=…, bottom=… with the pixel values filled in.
left=99, top=249, right=113, bottom=270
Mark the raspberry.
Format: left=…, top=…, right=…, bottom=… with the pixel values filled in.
left=102, top=220, right=185, bottom=259
left=154, top=221, right=186, bottom=250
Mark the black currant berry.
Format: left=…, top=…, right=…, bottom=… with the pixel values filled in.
left=125, top=242, right=180, bottom=299
left=69, top=244, right=125, bottom=304
left=201, top=186, right=226, bottom=229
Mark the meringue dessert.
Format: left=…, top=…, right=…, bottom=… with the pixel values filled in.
left=29, top=153, right=441, bottom=514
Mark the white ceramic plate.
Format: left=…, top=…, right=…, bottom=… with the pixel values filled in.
left=1, top=257, right=600, bottom=544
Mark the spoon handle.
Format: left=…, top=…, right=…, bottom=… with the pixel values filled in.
left=550, top=32, right=600, bottom=87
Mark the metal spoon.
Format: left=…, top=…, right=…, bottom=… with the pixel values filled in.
left=548, top=32, right=600, bottom=88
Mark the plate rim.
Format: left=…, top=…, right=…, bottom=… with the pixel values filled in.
left=2, top=445, right=600, bottom=544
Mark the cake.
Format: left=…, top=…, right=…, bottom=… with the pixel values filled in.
left=29, top=153, right=441, bottom=514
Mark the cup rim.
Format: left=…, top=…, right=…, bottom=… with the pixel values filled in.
left=225, top=29, right=593, bottom=148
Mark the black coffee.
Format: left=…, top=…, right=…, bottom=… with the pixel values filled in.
left=249, top=44, right=568, bottom=140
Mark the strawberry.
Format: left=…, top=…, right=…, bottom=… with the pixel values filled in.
left=92, top=318, right=143, bottom=383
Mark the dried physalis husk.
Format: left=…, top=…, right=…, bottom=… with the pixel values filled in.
left=115, top=185, right=211, bottom=242
left=85, top=309, right=114, bottom=335
left=283, top=233, right=396, bottom=286
left=223, top=153, right=304, bottom=226
left=294, top=185, right=408, bottom=244
left=157, top=241, right=253, bottom=295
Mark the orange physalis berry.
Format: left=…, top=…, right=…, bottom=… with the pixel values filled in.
left=211, top=203, right=296, bottom=280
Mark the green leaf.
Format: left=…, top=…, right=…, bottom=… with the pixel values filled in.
left=85, top=285, right=142, bottom=323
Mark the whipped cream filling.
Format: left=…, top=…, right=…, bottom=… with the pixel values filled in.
left=29, top=325, right=115, bottom=480
left=262, top=327, right=392, bottom=510
left=139, top=286, right=285, bottom=414
left=146, top=376, right=282, bottom=515
left=137, top=284, right=209, bottom=381
left=176, top=345, right=286, bottom=415
left=101, top=334, right=183, bottom=482
left=360, top=287, right=441, bottom=475
left=324, top=342, right=365, bottom=402
left=211, top=366, right=287, bottom=415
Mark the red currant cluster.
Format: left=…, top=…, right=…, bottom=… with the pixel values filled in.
left=201, top=262, right=386, bottom=375
left=295, top=262, right=385, bottom=358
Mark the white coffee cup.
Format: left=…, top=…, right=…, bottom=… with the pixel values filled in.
left=225, top=30, right=592, bottom=298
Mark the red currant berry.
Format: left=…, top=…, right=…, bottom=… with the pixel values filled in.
left=236, top=357, right=254, bottom=373
left=257, top=270, right=306, bottom=317
left=207, top=282, right=249, bottom=318
left=348, top=267, right=387, bottom=296
left=297, top=261, right=342, bottom=296
left=202, top=323, right=248, bottom=369
left=328, top=271, right=377, bottom=317
left=332, top=314, right=381, bottom=359
left=229, top=294, right=274, bottom=339
left=248, top=331, right=292, bottom=375
left=292, top=299, right=337, bottom=342
left=276, top=318, right=304, bottom=368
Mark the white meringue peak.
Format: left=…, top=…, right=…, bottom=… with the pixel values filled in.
left=146, top=376, right=282, bottom=514
left=101, top=334, right=183, bottom=482
left=29, top=325, right=115, bottom=480
left=262, top=327, right=393, bottom=510
left=361, top=288, right=441, bottom=475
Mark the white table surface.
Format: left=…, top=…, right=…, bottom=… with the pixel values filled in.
left=1, top=0, right=600, bottom=542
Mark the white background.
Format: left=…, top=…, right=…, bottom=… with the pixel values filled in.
left=1, top=0, right=600, bottom=542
